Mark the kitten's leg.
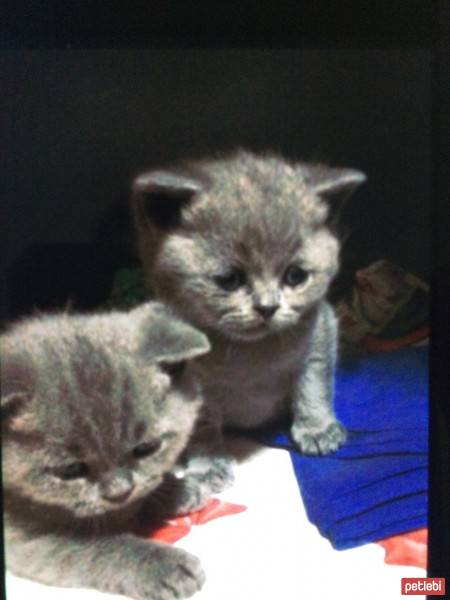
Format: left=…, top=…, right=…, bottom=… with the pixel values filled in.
left=5, top=525, right=204, bottom=600
left=171, top=403, right=236, bottom=514
left=290, top=302, right=347, bottom=455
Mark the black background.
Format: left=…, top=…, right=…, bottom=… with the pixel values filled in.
left=1, top=1, right=439, bottom=323
left=2, top=47, right=431, bottom=319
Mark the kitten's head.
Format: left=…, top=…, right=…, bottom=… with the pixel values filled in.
left=1, top=303, right=210, bottom=518
left=132, top=150, right=366, bottom=341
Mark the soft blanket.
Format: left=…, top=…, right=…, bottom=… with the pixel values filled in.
left=251, top=346, right=428, bottom=550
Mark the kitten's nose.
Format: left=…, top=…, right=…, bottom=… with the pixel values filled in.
left=254, top=304, right=279, bottom=320
left=100, top=471, right=135, bottom=503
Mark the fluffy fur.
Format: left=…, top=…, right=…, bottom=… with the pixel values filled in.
left=131, top=150, right=366, bottom=503
left=1, top=302, right=210, bottom=600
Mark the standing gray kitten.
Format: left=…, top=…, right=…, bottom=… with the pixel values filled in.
left=131, top=150, right=366, bottom=508
left=1, top=302, right=210, bottom=600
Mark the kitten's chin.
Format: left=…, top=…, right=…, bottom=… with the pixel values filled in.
left=222, top=320, right=298, bottom=342
left=222, top=323, right=276, bottom=342
left=73, top=503, right=127, bottom=519
left=233, top=329, right=272, bottom=342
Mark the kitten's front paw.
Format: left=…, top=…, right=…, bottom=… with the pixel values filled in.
left=291, top=421, right=347, bottom=455
left=172, top=455, right=236, bottom=514
left=120, top=545, right=205, bottom=600
left=150, top=546, right=205, bottom=600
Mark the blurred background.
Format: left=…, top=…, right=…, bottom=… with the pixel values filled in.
left=1, top=48, right=431, bottom=321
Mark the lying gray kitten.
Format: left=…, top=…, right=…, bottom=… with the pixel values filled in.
left=131, top=150, right=366, bottom=508
left=1, top=302, right=210, bottom=600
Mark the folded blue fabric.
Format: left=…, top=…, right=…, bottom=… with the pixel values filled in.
left=253, top=346, right=428, bottom=549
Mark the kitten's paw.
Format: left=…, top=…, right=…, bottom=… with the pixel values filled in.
left=172, top=456, right=236, bottom=514
left=120, top=545, right=205, bottom=600
left=150, top=547, right=205, bottom=600
left=291, top=421, right=347, bottom=455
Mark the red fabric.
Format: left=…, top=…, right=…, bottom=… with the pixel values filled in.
left=141, top=498, right=247, bottom=544
left=362, top=327, right=429, bottom=354
left=376, top=528, right=427, bottom=569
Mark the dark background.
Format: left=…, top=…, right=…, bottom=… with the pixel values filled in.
left=1, top=48, right=431, bottom=321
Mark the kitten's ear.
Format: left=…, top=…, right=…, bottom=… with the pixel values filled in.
left=132, top=169, right=205, bottom=229
left=301, top=163, right=367, bottom=224
left=1, top=348, right=35, bottom=427
left=132, top=303, right=211, bottom=372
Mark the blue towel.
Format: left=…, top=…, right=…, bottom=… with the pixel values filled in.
left=252, top=346, right=428, bottom=549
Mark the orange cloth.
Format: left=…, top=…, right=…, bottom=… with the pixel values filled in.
left=376, top=528, right=427, bottom=569
left=141, top=499, right=247, bottom=544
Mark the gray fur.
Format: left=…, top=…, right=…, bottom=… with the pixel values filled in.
left=1, top=302, right=210, bottom=600
left=132, top=150, right=366, bottom=505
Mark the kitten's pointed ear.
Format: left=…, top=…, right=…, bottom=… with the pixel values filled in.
left=132, top=169, right=205, bottom=229
left=132, top=303, right=211, bottom=371
left=1, top=347, right=34, bottom=426
left=301, top=163, right=367, bottom=224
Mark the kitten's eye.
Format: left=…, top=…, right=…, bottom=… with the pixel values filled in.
left=133, top=440, right=162, bottom=459
left=56, top=462, right=89, bottom=480
left=283, top=265, right=309, bottom=287
left=213, top=269, right=246, bottom=292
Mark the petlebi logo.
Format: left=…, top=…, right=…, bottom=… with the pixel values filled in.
left=401, top=578, right=446, bottom=596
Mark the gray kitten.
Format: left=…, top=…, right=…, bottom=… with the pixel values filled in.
left=1, top=302, right=211, bottom=600
left=131, top=150, right=366, bottom=508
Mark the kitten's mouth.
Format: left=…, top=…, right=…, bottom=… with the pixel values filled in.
left=74, top=495, right=146, bottom=518
left=227, top=316, right=299, bottom=341
left=227, top=322, right=273, bottom=341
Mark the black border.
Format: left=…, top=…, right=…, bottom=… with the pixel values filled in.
left=1, top=2, right=432, bottom=49
left=428, top=0, right=450, bottom=594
